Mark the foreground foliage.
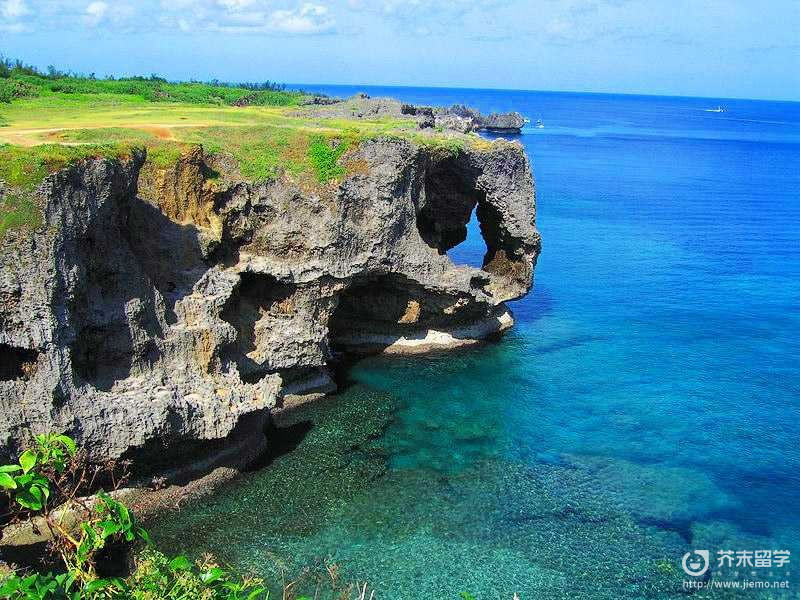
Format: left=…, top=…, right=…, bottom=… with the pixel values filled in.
left=0, top=435, right=270, bottom=599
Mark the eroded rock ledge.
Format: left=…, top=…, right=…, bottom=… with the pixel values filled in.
left=0, top=135, right=540, bottom=477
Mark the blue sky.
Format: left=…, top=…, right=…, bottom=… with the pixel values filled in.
left=1, top=0, right=798, bottom=100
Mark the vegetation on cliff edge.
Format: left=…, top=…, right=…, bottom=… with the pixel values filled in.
left=0, top=58, right=487, bottom=239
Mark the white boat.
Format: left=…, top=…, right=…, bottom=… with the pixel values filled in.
left=534, top=119, right=544, bottom=128
left=704, top=106, right=726, bottom=113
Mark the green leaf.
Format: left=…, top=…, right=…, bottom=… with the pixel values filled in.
left=168, top=555, right=192, bottom=571
left=0, top=576, right=21, bottom=596
left=35, top=482, right=50, bottom=502
left=200, top=567, right=225, bottom=585
left=0, top=472, right=17, bottom=489
left=136, top=526, right=151, bottom=544
left=15, top=487, right=43, bottom=510
left=247, top=588, right=267, bottom=600
left=14, top=472, right=34, bottom=485
left=116, top=501, right=131, bottom=526
left=19, top=449, right=37, bottom=473
left=55, top=434, right=77, bottom=455
left=98, top=520, right=122, bottom=537
left=0, top=464, right=22, bottom=473
left=84, top=578, right=114, bottom=593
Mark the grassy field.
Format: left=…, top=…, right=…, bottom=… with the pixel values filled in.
left=0, top=64, right=477, bottom=238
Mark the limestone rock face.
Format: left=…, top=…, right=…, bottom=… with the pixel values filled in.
left=441, top=104, right=526, bottom=133
left=299, top=96, right=526, bottom=134
left=0, top=136, right=539, bottom=475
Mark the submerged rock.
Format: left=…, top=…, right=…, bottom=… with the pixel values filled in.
left=0, top=130, right=539, bottom=477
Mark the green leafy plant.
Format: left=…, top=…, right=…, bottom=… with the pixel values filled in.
left=125, top=548, right=269, bottom=600
left=0, top=435, right=273, bottom=599
left=0, top=434, right=76, bottom=511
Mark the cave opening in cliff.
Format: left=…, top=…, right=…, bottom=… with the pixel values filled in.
left=221, top=272, right=297, bottom=381
left=0, top=344, right=39, bottom=381
left=328, top=274, right=426, bottom=354
left=417, top=157, right=491, bottom=270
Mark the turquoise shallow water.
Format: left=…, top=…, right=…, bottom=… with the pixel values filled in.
left=152, top=88, right=800, bottom=598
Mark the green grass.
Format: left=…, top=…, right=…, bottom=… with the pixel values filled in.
left=0, top=143, right=134, bottom=238
left=180, top=125, right=311, bottom=182
left=144, top=141, right=187, bottom=168
left=0, top=192, right=41, bottom=238
left=49, top=127, right=157, bottom=143
left=309, top=135, right=349, bottom=183
left=0, top=143, right=132, bottom=190
left=0, top=61, right=499, bottom=238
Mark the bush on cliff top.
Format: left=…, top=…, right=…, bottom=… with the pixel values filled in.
left=0, top=56, right=300, bottom=107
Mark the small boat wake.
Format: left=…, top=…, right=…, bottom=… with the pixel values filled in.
left=704, top=106, right=727, bottom=113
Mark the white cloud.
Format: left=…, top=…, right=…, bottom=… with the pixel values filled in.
left=217, top=0, right=255, bottom=9
left=1, top=0, right=28, bottom=20
left=84, top=1, right=108, bottom=25
left=0, top=21, right=25, bottom=32
left=268, top=3, right=334, bottom=34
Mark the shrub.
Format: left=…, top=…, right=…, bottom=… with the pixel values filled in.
left=0, top=57, right=301, bottom=107
left=0, top=79, right=39, bottom=103
left=0, top=435, right=275, bottom=599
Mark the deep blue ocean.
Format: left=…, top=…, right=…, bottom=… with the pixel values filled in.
left=153, top=87, right=800, bottom=598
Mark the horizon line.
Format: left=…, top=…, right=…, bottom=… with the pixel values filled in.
left=287, top=81, right=800, bottom=105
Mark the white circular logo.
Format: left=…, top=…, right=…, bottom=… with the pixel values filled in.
left=682, top=550, right=710, bottom=577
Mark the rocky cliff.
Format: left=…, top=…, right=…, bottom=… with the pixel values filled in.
left=0, top=133, right=539, bottom=478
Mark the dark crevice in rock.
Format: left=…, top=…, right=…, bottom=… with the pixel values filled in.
left=68, top=193, right=179, bottom=391
left=120, top=411, right=269, bottom=482
left=125, top=196, right=208, bottom=324
left=249, top=417, right=313, bottom=471
left=71, top=323, right=135, bottom=390
left=221, top=272, right=297, bottom=380
left=329, top=274, right=421, bottom=347
left=417, top=156, right=486, bottom=255
left=328, top=273, right=488, bottom=355
left=0, top=344, right=38, bottom=381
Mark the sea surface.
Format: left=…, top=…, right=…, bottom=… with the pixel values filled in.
left=152, top=87, right=800, bottom=598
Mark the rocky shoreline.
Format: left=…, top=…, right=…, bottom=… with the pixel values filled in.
left=0, top=100, right=540, bottom=487
left=301, top=92, right=527, bottom=134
